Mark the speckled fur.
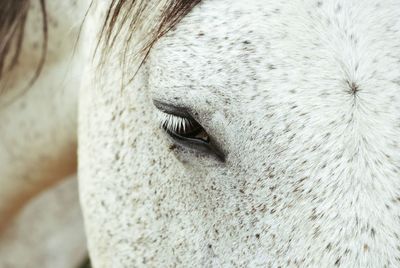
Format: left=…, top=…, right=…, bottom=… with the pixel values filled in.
left=0, top=0, right=89, bottom=228
left=79, top=0, right=400, bottom=267
left=0, top=0, right=89, bottom=266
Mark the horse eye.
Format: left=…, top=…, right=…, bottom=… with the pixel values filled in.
left=153, top=100, right=225, bottom=162
left=160, top=113, right=210, bottom=142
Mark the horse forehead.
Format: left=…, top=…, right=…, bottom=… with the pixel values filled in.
left=149, top=0, right=400, bottom=105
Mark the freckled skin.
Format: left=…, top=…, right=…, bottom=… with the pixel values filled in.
left=79, top=0, right=400, bottom=267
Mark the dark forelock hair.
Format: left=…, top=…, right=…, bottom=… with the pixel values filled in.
left=0, top=0, right=200, bottom=84
left=99, top=0, right=201, bottom=81
left=0, top=0, right=47, bottom=83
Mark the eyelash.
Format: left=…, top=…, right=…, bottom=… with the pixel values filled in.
left=156, top=110, right=195, bottom=134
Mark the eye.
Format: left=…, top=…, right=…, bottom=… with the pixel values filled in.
left=157, top=111, right=210, bottom=142
left=153, top=100, right=225, bottom=162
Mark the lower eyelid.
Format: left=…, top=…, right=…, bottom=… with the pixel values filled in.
left=166, top=129, right=211, bottom=150
left=165, top=128, right=225, bottom=162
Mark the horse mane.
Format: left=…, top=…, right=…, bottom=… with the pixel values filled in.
left=0, top=0, right=47, bottom=82
left=0, top=0, right=200, bottom=83
left=99, top=0, right=201, bottom=81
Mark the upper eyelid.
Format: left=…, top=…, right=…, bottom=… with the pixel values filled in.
left=153, top=100, right=194, bottom=118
